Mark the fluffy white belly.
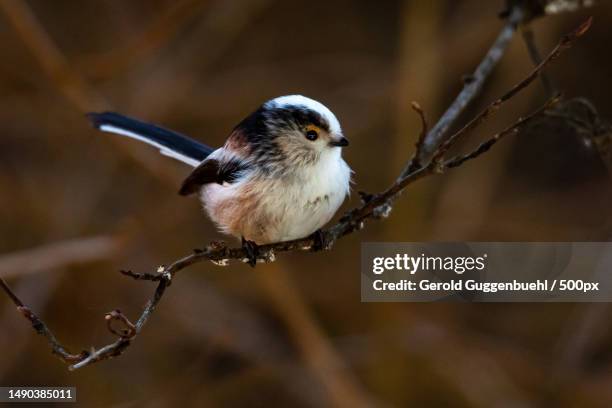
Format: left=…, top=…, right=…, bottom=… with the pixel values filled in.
left=273, top=181, right=346, bottom=242
left=200, top=155, right=351, bottom=244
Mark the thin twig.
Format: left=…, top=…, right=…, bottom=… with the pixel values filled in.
left=0, top=277, right=23, bottom=307
left=521, top=24, right=556, bottom=95
left=119, top=269, right=165, bottom=282
left=432, top=16, right=592, bottom=163
left=1, top=277, right=85, bottom=364
left=401, top=6, right=525, bottom=176
left=445, top=94, right=562, bottom=168
left=405, top=101, right=430, bottom=173
left=66, top=275, right=170, bottom=371
left=105, top=310, right=137, bottom=339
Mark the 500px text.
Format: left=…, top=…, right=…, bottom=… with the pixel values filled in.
left=373, top=279, right=600, bottom=293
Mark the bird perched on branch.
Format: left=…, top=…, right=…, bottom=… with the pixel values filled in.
left=88, top=95, right=352, bottom=265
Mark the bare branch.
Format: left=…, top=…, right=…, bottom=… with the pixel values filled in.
left=0, top=277, right=23, bottom=307
left=521, top=24, right=556, bottom=95
left=400, top=6, right=525, bottom=177
left=67, top=277, right=170, bottom=371
left=445, top=94, right=562, bottom=169
left=405, top=101, right=430, bottom=173
left=432, top=17, right=591, bottom=163
left=105, top=310, right=137, bottom=339
left=1, top=278, right=86, bottom=364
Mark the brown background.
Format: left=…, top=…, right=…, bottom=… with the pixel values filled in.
left=0, top=0, right=611, bottom=406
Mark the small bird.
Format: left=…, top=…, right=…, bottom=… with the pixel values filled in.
left=88, top=95, right=352, bottom=265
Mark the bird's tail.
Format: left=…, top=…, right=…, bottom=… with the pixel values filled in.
left=87, top=112, right=214, bottom=167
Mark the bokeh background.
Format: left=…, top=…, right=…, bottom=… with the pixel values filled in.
left=0, top=0, right=611, bottom=406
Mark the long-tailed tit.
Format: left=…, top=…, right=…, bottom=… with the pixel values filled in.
left=88, top=95, right=352, bottom=264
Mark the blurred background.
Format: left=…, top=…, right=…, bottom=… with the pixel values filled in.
left=0, top=0, right=610, bottom=406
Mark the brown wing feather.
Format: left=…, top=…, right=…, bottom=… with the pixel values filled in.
left=179, top=129, right=251, bottom=196
left=179, top=159, right=221, bottom=196
left=179, top=157, right=250, bottom=196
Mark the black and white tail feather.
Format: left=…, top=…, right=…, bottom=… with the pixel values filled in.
left=87, top=112, right=214, bottom=167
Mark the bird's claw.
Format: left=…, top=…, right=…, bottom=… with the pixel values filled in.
left=241, top=237, right=259, bottom=267
left=311, top=229, right=327, bottom=252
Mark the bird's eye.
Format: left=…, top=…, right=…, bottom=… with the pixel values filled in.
left=305, top=129, right=319, bottom=141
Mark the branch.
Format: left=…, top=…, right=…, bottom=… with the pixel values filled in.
left=431, top=16, right=592, bottom=163
left=444, top=94, right=562, bottom=169
left=400, top=6, right=525, bottom=177
left=404, top=101, right=430, bottom=173
left=0, top=278, right=86, bottom=364
left=521, top=24, right=556, bottom=95
left=0, top=15, right=591, bottom=371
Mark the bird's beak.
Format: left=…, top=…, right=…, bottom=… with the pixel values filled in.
left=329, top=136, right=349, bottom=147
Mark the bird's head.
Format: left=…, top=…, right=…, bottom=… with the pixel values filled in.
left=232, top=95, right=348, bottom=173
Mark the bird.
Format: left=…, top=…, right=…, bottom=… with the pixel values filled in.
left=88, top=95, right=352, bottom=265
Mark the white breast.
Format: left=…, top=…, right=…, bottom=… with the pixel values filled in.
left=200, top=149, right=351, bottom=244
left=275, top=150, right=351, bottom=242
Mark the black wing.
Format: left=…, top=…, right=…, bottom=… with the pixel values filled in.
left=178, top=158, right=250, bottom=196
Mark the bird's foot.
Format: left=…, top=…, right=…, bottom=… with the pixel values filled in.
left=241, top=237, right=259, bottom=267
left=311, top=229, right=328, bottom=252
